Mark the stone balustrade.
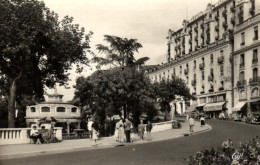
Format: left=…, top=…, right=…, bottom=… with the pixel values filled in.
left=0, top=127, right=62, bottom=145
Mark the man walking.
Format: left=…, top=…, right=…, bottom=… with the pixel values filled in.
left=124, top=118, right=132, bottom=143
left=188, top=116, right=195, bottom=132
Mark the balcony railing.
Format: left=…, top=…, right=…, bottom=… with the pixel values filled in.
left=184, top=69, right=189, bottom=75
left=219, top=87, right=224, bottom=91
left=199, top=63, right=205, bottom=70
left=208, top=75, right=214, bottom=81
left=249, top=77, right=260, bottom=85
left=200, top=91, right=205, bottom=94
left=237, top=80, right=247, bottom=87
left=240, top=63, right=245, bottom=68
left=208, top=88, right=214, bottom=92
left=218, top=56, right=224, bottom=64
left=230, top=6, right=235, bottom=13
left=252, top=58, right=258, bottom=64
left=191, top=79, right=196, bottom=86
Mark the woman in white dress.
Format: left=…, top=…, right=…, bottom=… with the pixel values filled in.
left=118, top=120, right=125, bottom=142
left=114, top=120, right=120, bottom=141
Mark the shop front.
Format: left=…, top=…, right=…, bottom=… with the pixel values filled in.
left=203, top=102, right=227, bottom=118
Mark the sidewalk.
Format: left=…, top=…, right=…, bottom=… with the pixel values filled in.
left=0, top=121, right=211, bottom=160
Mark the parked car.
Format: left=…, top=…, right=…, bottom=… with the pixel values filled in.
left=218, top=112, right=229, bottom=120
left=231, top=113, right=242, bottom=121
left=245, top=113, right=260, bottom=124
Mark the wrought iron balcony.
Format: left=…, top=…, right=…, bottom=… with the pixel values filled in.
left=184, top=69, right=189, bottom=75
left=237, top=80, right=247, bottom=87
left=208, top=75, right=214, bottom=81
left=252, top=58, right=258, bottom=64
left=208, top=88, right=214, bottom=92
left=249, top=77, right=260, bottom=85
left=199, top=63, right=205, bottom=70
left=191, top=79, right=196, bottom=86
left=219, top=87, right=224, bottom=91
left=218, top=56, right=224, bottom=64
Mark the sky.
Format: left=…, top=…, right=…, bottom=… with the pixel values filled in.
left=43, top=0, right=219, bottom=101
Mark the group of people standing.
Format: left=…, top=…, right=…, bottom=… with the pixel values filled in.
left=30, top=125, right=58, bottom=144
left=187, top=115, right=206, bottom=133
left=114, top=119, right=153, bottom=142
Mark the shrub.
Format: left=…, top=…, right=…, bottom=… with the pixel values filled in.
left=184, top=137, right=260, bottom=165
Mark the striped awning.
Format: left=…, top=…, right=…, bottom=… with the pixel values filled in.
left=203, top=102, right=226, bottom=112
left=232, top=102, right=247, bottom=112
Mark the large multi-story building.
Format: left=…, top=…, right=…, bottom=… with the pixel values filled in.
left=146, top=0, right=260, bottom=118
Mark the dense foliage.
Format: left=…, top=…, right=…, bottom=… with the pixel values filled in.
left=184, top=137, right=260, bottom=165
left=0, top=0, right=92, bottom=127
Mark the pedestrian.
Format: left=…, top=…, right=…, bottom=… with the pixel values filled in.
left=114, top=120, right=120, bottom=142
left=200, top=116, right=205, bottom=127
left=146, top=121, right=153, bottom=141
left=124, top=118, right=132, bottom=143
left=186, top=114, right=189, bottom=121
left=138, top=120, right=145, bottom=140
left=188, top=116, right=195, bottom=132
left=91, top=120, right=99, bottom=146
left=87, top=118, right=94, bottom=140
left=30, top=126, right=40, bottom=144
left=118, top=119, right=124, bottom=142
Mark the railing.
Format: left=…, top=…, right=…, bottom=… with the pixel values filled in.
left=237, top=80, right=247, bottom=87
left=208, top=75, right=214, bottom=81
left=218, top=56, right=224, bottom=63
left=252, top=58, right=258, bottom=64
left=199, top=63, right=205, bottom=70
left=191, top=79, right=196, bottom=85
left=240, top=63, right=245, bottom=68
left=184, top=69, right=189, bottom=75
left=0, top=127, right=62, bottom=145
left=249, top=77, right=260, bottom=85
left=219, top=87, right=224, bottom=91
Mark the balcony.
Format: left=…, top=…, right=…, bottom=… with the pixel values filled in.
left=199, top=63, right=205, bottom=70
left=200, top=23, right=204, bottom=29
left=200, top=91, right=205, bottom=94
left=230, top=6, right=235, bottom=13
left=208, top=88, right=214, bottom=92
left=218, top=56, right=224, bottom=64
left=214, top=15, right=219, bottom=21
left=222, top=10, right=227, bottom=17
left=249, top=7, right=255, bottom=16
left=249, top=77, right=260, bottom=85
left=189, top=38, right=192, bottom=44
left=215, top=36, right=219, bottom=41
left=200, top=33, right=204, bottom=38
left=222, top=21, right=228, bottom=30
left=231, top=16, right=235, bottom=25
left=236, top=80, right=247, bottom=87
left=208, top=75, right=214, bottom=81
left=184, top=69, right=189, bottom=75
left=191, top=79, right=196, bottom=86
left=188, top=29, right=192, bottom=34
left=239, top=63, right=245, bottom=68
left=219, top=87, right=224, bottom=91
left=215, top=25, right=219, bottom=32
left=252, top=58, right=258, bottom=64
left=194, top=26, right=198, bottom=32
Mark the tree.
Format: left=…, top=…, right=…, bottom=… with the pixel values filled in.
left=153, top=77, right=195, bottom=120
left=92, top=35, right=149, bottom=68
left=0, top=0, right=92, bottom=127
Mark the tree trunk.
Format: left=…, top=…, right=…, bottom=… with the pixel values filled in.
left=8, top=79, right=18, bottom=128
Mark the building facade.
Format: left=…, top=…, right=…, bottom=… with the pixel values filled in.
left=25, top=93, right=81, bottom=133
left=146, top=0, right=260, bottom=118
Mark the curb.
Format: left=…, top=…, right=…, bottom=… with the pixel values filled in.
left=0, top=124, right=212, bottom=160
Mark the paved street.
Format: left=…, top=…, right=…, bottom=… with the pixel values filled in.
left=1, top=120, right=260, bottom=165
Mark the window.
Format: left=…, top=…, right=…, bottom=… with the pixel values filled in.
left=57, top=107, right=66, bottom=112
left=218, top=94, right=226, bottom=102
left=220, top=81, right=224, bottom=88
left=254, top=26, right=258, bottom=40
left=208, top=96, right=217, bottom=103
left=202, top=71, right=205, bottom=80
left=210, top=54, right=213, bottom=63
left=193, top=60, right=196, bottom=69
left=173, top=68, right=176, bottom=77
left=241, top=32, right=245, bottom=45
left=220, top=64, right=224, bottom=76
left=210, top=68, right=214, bottom=76
left=252, top=88, right=259, bottom=98
left=71, top=107, right=77, bottom=113
left=239, top=71, right=245, bottom=81
left=41, top=107, right=50, bottom=112
left=194, top=74, right=196, bottom=80
left=202, top=85, right=205, bottom=91
left=30, top=107, right=36, bottom=112
left=200, top=97, right=206, bottom=103
left=240, top=90, right=246, bottom=100
left=240, top=54, right=245, bottom=67
left=253, top=49, right=258, bottom=63
left=180, top=66, right=182, bottom=74
left=253, top=68, right=258, bottom=80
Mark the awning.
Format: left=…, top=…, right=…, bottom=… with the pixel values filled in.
left=203, top=102, right=226, bottom=112
left=196, top=103, right=207, bottom=108
left=247, top=98, right=260, bottom=103
left=232, top=102, right=247, bottom=112
left=186, top=104, right=197, bottom=113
